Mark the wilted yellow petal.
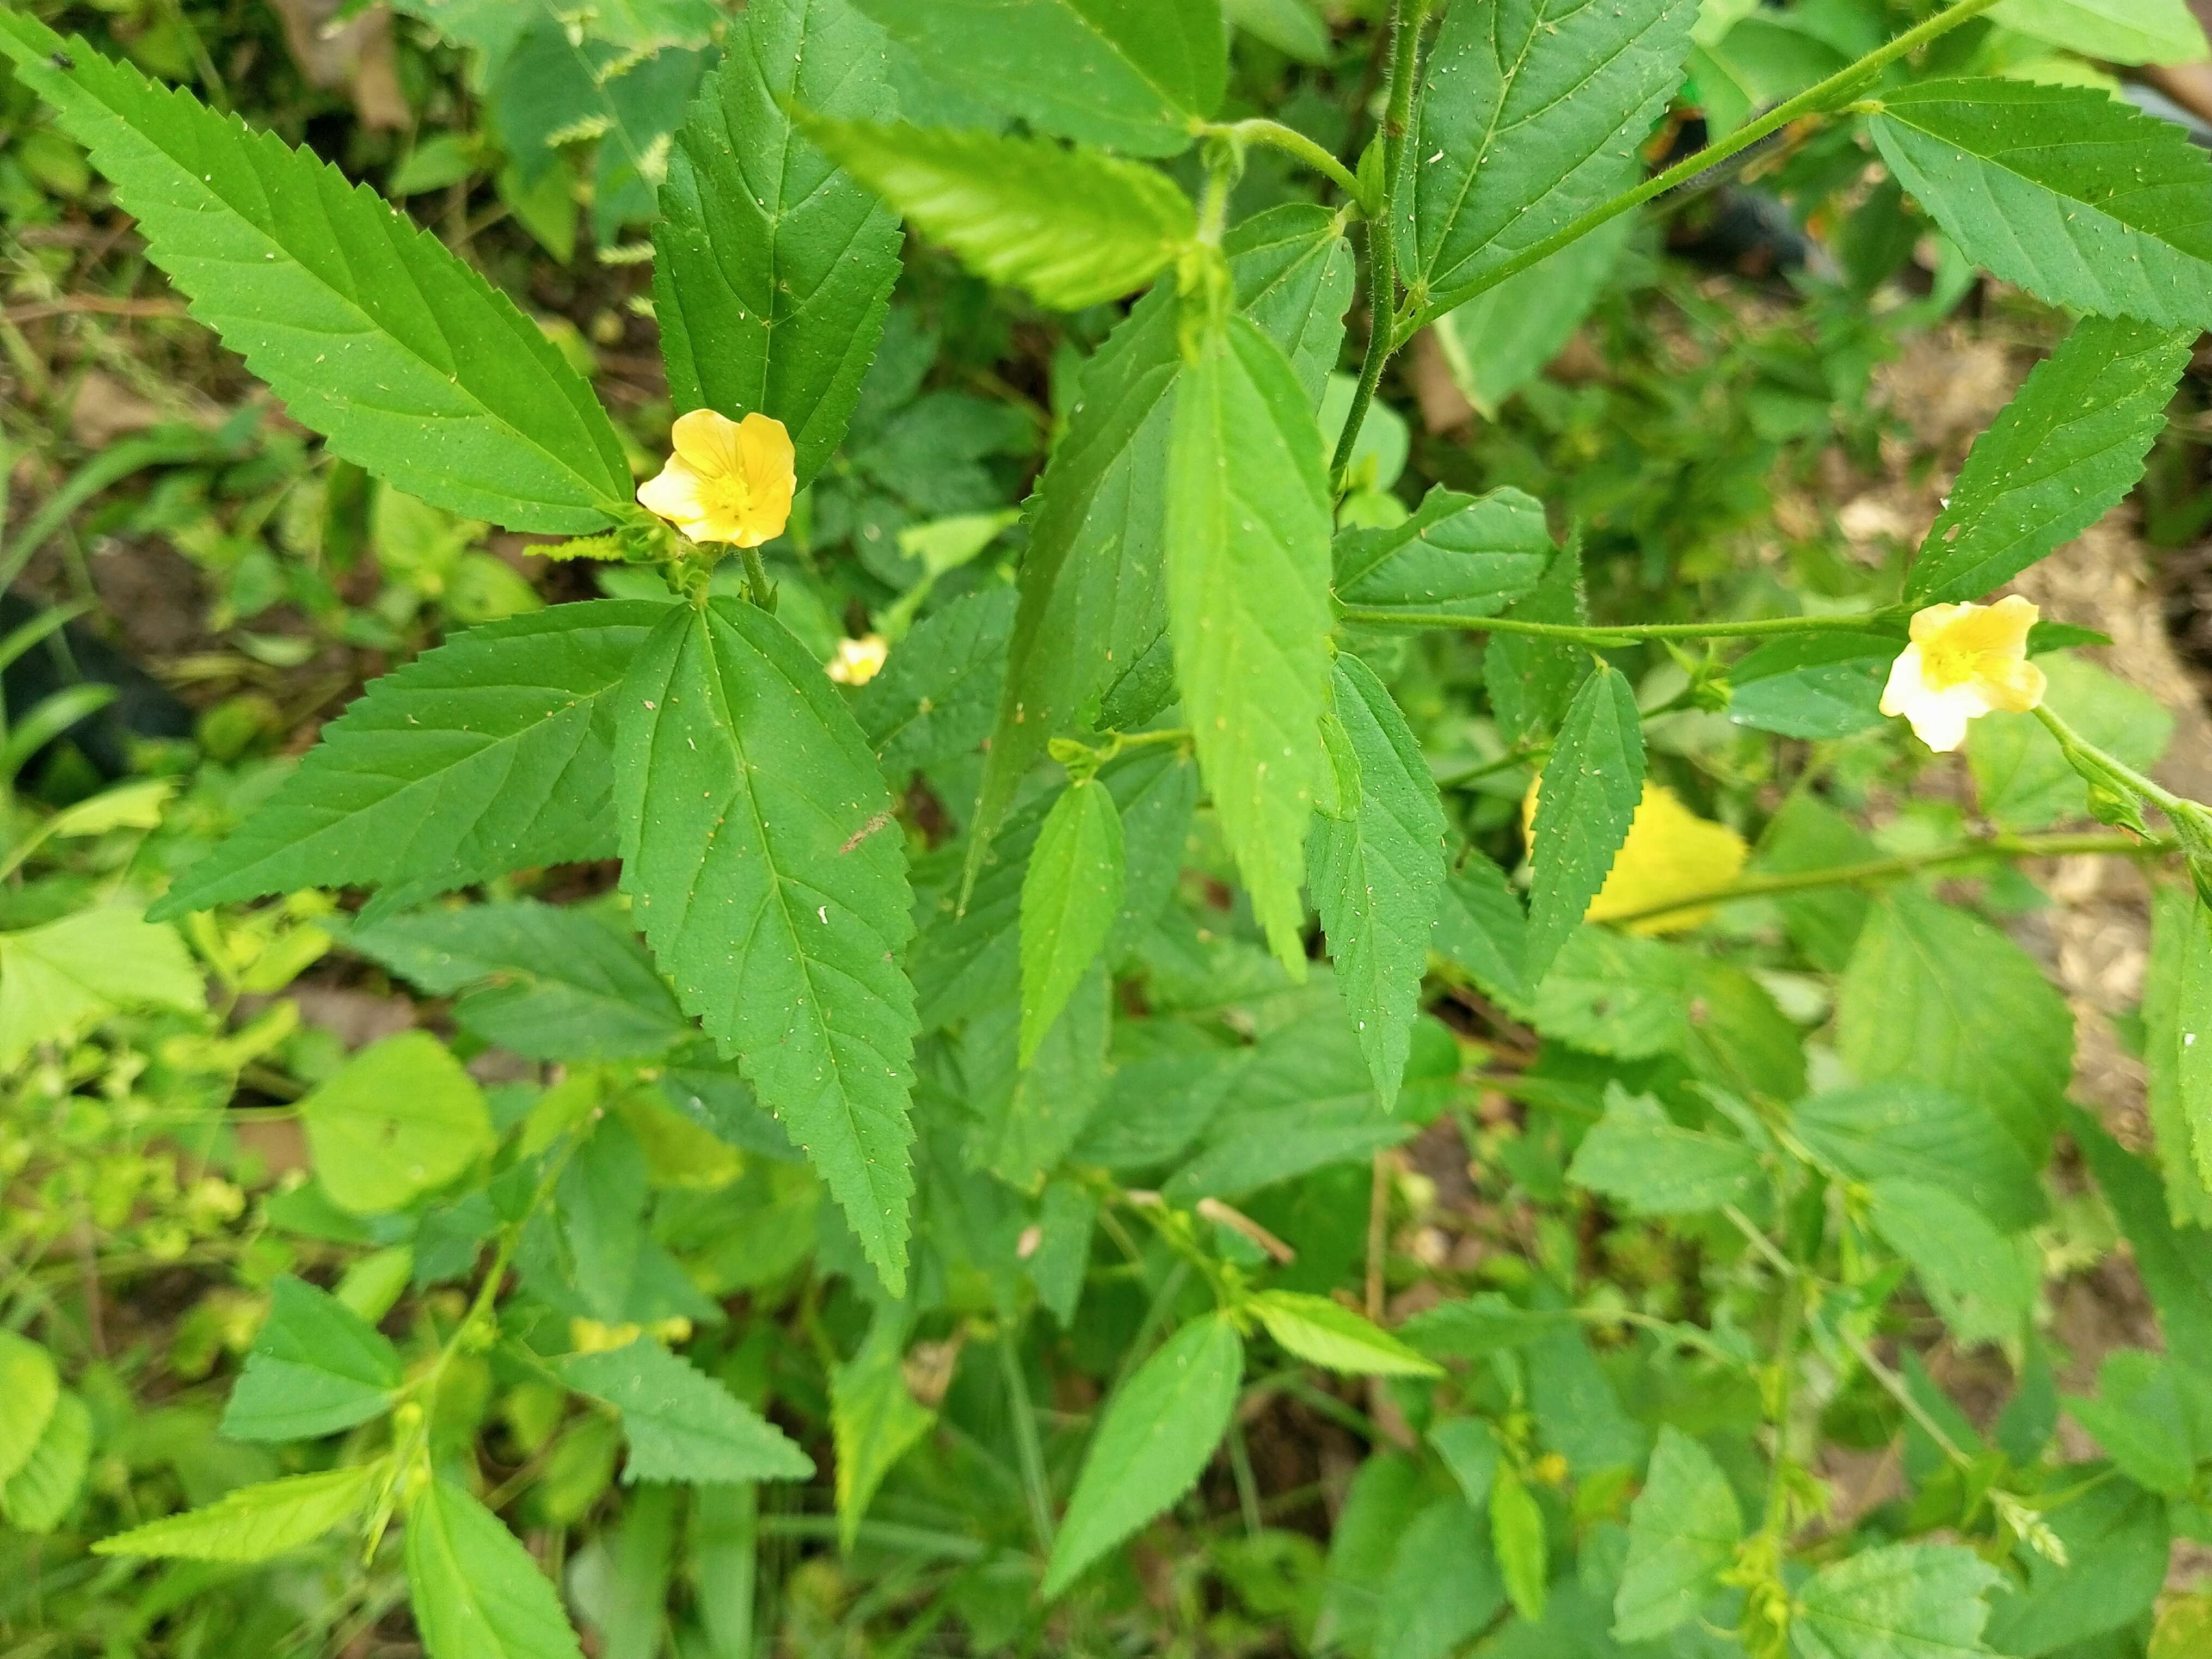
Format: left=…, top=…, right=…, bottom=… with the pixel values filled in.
left=1523, top=781, right=1748, bottom=933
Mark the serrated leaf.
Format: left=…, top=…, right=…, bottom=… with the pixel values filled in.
left=1431, top=852, right=1530, bottom=1008
left=1790, top=1083, right=2044, bottom=1233
left=1867, top=78, right=2212, bottom=331
left=96, top=1464, right=381, bottom=1562
left=1792, top=1543, right=2005, bottom=1659
left=968, top=205, right=1351, bottom=876
left=407, top=1477, right=586, bottom=1659
left=1250, top=1290, right=1442, bottom=1378
left=1332, top=486, right=1551, bottom=619
left=1908, top=316, right=2192, bottom=605
left=849, top=0, right=1225, bottom=156
left=801, top=117, right=1194, bottom=311
left=856, top=585, right=1017, bottom=779
left=299, top=1033, right=495, bottom=1216
left=1490, top=1462, right=1547, bottom=1623
left=1727, top=632, right=1897, bottom=739
left=2, top=1389, right=90, bottom=1534
left=1308, top=654, right=1447, bottom=1109
left=0, top=1333, right=59, bottom=1489
left=1042, top=1315, right=1243, bottom=1599
left=1167, top=311, right=1335, bottom=970
left=0, top=20, right=631, bottom=531
left=1567, top=1088, right=1763, bottom=1216
left=0, top=906, right=203, bottom=1068
left=1019, top=780, right=1125, bottom=1066
left=222, top=1275, right=404, bottom=1441
left=1485, top=538, right=1589, bottom=746
left=2147, top=887, right=2212, bottom=1224
left=831, top=1319, right=936, bottom=1551
left=1992, top=0, right=2209, bottom=66
left=342, top=901, right=691, bottom=1061
left=558, top=1340, right=814, bottom=1484
left=1866, top=1177, right=2035, bottom=1345
left=1614, top=1426, right=1742, bottom=1641
left=152, top=603, right=663, bottom=919
left=2063, top=1350, right=2212, bottom=1496
left=653, top=0, right=904, bottom=491
left=615, top=598, right=919, bottom=1295
left=1525, top=666, right=1644, bottom=982
left=1837, top=891, right=2072, bottom=1165
left=1399, top=0, right=1698, bottom=297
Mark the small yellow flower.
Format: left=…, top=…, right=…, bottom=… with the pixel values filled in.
left=827, top=634, right=889, bottom=686
left=636, top=409, right=796, bottom=547
left=1879, top=595, right=2046, bottom=754
left=1525, top=781, right=1749, bottom=934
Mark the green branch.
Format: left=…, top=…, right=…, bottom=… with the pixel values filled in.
left=1336, top=604, right=1896, bottom=643
left=1205, top=118, right=1371, bottom=209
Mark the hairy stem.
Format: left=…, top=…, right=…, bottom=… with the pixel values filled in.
left=1207, top=118, right=1371, bottom=208
left=1337, top=604, right=1894, bottom=643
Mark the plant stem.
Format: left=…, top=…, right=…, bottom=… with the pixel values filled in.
left=997, top=1327, right=1058, bottom=1556
left=1207, top=118, right=1371, bottom=208
left=1396, top=0, right=2006, bottom=339
left=1600, top=831, right=2170, bottom=929
left=1337, top=604, right=1894, bottom=643
left=1329, top=0, right=1427, bottom=490
left=2035, top=705, right=2187, bottom=815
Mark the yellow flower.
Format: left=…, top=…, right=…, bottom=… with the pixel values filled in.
left=1879, top=595, right=2046, bottom=754
left=827, top=634, right=889, bottom=686
left=636, top=409, right=795, bottom=547
left=1523, top=781, right=1748, bottom=934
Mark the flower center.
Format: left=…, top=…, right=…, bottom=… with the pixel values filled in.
left=1919, top=636, right=1986, bottom=691
left=702, top=470, right=754, bottom=521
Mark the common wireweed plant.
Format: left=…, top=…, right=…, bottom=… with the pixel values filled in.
left=10, top=0, right=2212, bottom=1651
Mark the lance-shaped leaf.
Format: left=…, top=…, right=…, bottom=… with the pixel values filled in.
left=616, top=599, right=919, bottom=1294
left=1908, top=316, right=2191, bottom=604
left=558, top=1340, right=814, bottom=1484
left=406, top=1478, right=585, bottom=1659
left=1525, top=666, right=1645, bottom=982
left=1251, top=1291, right=1442, bottom=1378
left=1166, top=311, right=1335, bottom=969
left=95, top=1465, right=383, bottom=1563
left=1399, top=0, right=1698, bottom=297
left=849, top=0, right=1226, bottom=157
left=1043, top=1316, right=1243, bottom=1598
left=1019, top=779, right=1126, bottom=1065
left=1869, top=78, right=2212, bottom=331
left=654, top=0, right=904, bottom=491
left=1334, top=485, right=1551, bottom=620
left=0, top=18, right=631, bottom=532
left=1308, top=655, right=1447, bottom=1109
left=1613, top=1427, right=1741, bottom=1640
left=967, top=205, right=1350, bottom=881
left=222, top=1276, right=404, bottom=1442
left=151, top=603, right=663, bottom=919
left=857, top=585, right=1018, bottom=781
left=801, top=117, right=1193, bottom=312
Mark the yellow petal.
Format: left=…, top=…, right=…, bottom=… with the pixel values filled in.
left=827, top=635, right=889, bottom=686
left=637, top=457, right=709, bottom=529
left=670, top=408, right=745, bottom=479
left=731, top=413, right=796, bottom=549
left=1522, top=781, right=1748, bottom=934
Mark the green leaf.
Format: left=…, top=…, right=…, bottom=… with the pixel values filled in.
left=222, top=1275, right=405, bottom=1441
left=1992, top=0, right=2209, bottom=66
left=1789, top=1084, right=2044, bottom=1233
left=1428, top=1418, right=1502, bottom=1510
left=616, top=598, right=919, bottom=1295
left=0, top=21, right=630, bottom=532
left=848, top=0, right=1225, bottom=156
left=96, top=1464, right=382, bottom=1562
left=1791, top=1543, right=2005, bottom=1659
left=1432, top=852, right=1530, bottom=1008
left=1020, top=780, right=1126, bottom=1066
left=2, top=1390, right=90, bottom=1534
left=1399, top=0, right=1698, bottom=296
left=2149, top=888, right=2212, bottom=1224
left=1568, top=1088, right=1764, bottom=1217
left=975, top=961, right=1114, bottom=1188
left=800, top=118, right=1194, bottom=311
left=2064, top=1350, right=2212, bottom=1496
left=299, top=1032, right=495, bottom=1216
left=1613, top=1426, right=1742, bottom=1642
left=1908, top=317, right=2192, bottom=604
left=406, top=1477, right=586, bottom=1659
left=2077, top=1108, right=2212, bottom=1373
left=967, top=205, right=1350, bottom=876
left=152, top=603, right=664, bottom=919
left=831, top=1319, right=936, bottom=1551
left=1043, top=1314, right=1242, bottom=1597
left=1867, top=78, right=2212, bottom=332
left=342, top=901, right=691, bottom=1061
left=1525, top=666, right=1644, bottom=982
left=0, top=1333, right=59, bottom=1489
left=1970, top=655, right=2172, bottom=833
left=1379, top=1496, right=1507, bottom=1659
left=0, top=906, right=202, bottom=1068
left=1433, top=217, right=1633, bottom=417
left=1489, top=1463, right=1548, bottom=1624
left=653, top=0, right=904, bottom=491
left=1249, top=1291, right=1442, bottom=1378
left=558, top=1340, right=814, bottom=1484
left=1726, top=632, right=1897, bottom=740
left=857, top=586, right=1017, bottom=780
left=1982, top=1475, right=2170, bottom=1655
left=1166, top=311, right=1335, bottom=969
left=1485, top=538, right=1588, bottom=746
left=1308, top=654, right=1448, bottom=1109
left=1836, top=892, right=2072, bottom=1165
left=1224, top=0, right=1330, bottom=62
left=1332, top=486, right=1551, bottom=620
left=1865, top=1177, right=2035, bottom=1346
